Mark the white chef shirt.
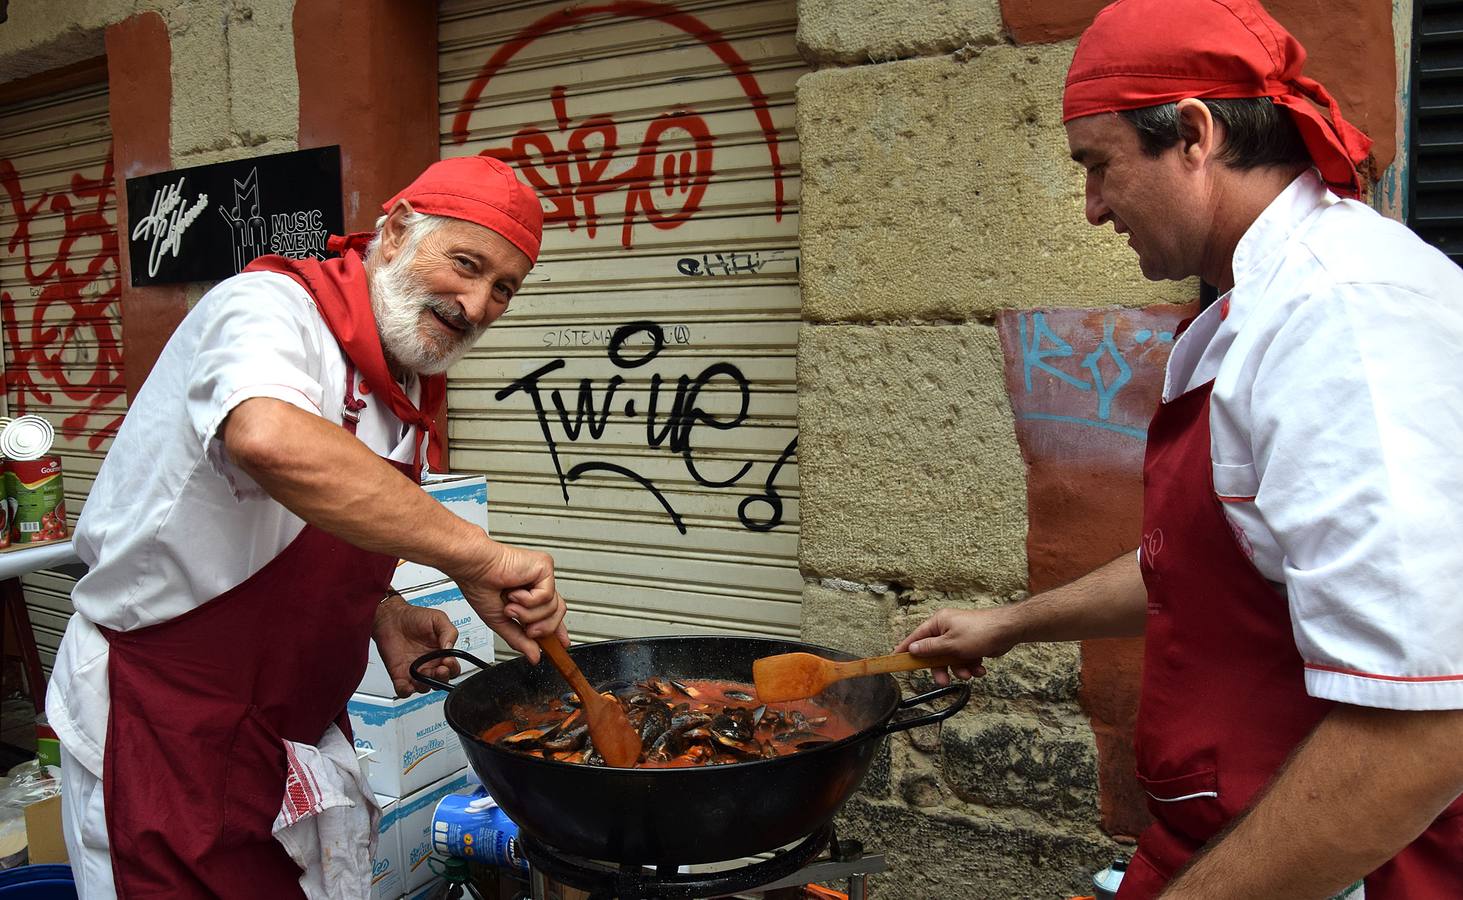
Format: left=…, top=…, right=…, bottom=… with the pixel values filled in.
left=46, top=271, right=424, bottom=778
left=1162, top=169, right=1463, bottom=711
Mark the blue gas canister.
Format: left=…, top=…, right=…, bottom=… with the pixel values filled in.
left=431, top=787, right=527, bottom=873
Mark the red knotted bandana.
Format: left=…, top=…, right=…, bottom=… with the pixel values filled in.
left=384, top=155, right=545, bottom=265
left=1062, top=0, right=1372, bottom=198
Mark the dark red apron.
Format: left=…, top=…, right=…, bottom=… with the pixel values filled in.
left=1119, top=380, right=1463, bottom=898
left=101, top=366, right=415, bottom=898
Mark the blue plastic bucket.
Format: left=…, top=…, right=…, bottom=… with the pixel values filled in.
left=0, top=864, right=77, bottom=898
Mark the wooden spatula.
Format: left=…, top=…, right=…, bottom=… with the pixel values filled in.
left=753, top=651, right=967, bottom=703
left=536, top=637, right=642, bottom=767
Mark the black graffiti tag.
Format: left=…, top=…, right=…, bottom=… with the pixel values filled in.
left=738, top=435, right=797, bottom=532
left=494, top=321, right=794, bottom=534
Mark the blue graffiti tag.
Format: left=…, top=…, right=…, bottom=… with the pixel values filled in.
left=1081, top=315, right=1132, bottom=421
left=1020, top=312, right=1091, bottom=393
left=1017, top=312, right=1170, bottom=440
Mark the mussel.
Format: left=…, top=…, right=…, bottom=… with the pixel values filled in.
left=490, top=676, right=844, bottom=769
left=710, top=708, right=754, bottom=742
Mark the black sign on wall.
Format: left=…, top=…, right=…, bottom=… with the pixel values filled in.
left=125, top=146, right=344, bottom=286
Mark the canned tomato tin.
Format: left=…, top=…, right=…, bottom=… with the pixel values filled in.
left=0, top=421, right=10, bottom=551
left=0, top=483, right=10, bottom=550
left=0, top=415, right=55, bottom=461
left=5, top=455, right=66, bottom=545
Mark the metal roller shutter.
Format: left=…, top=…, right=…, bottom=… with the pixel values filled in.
left=438, top=1, right=805, bottom=646
left=0, top=81, right=123, bottom=673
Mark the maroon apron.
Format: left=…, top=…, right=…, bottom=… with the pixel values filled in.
left=101, top=366, right=416, bottom=898
left=1118, top=380, right=1463, bottom=898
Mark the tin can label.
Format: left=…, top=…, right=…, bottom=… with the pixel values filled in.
left=431, top=790, right=527, bottom=872
left=0, top=488, right=11, bottom=550
left=6, top=456, right=67, bottom=544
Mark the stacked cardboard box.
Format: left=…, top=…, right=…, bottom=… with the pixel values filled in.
left=350, top=474, right=487, bottom=900
left=372, top=770, right=476, bottom=899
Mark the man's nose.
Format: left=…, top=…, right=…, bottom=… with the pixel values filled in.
left=459, top=288, right=492, bottom=327
left=1085, top=179, right=1110, bottom=227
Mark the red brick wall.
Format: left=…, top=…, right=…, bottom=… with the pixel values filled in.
left=294, top=0, right=444, bottom=460
left=107, top=12, right=189, bottom=402
left=294, top=0, right=439, bottom=235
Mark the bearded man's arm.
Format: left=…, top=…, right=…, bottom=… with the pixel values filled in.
left=222, top=397, right=567, bottom=660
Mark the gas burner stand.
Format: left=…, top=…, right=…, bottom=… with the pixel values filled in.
left=523, top=822, right=887, bottom=899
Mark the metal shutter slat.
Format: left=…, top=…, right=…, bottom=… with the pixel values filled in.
left=0, top=80, right=122, bottom=674
left=440, top=1, right=806, bottom=644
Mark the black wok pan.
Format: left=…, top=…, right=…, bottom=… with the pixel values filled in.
left=410, top=635, right=968, bottom=865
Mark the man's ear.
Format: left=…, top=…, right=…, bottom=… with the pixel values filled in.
left=379, top=199, right=416, bottom=264
left=1175, top=98, right=1217, bottom=171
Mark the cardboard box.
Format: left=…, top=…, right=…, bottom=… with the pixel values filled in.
left=356, top=746, right=375, bottom=785
left=397, top=768, right=475, bottom=892
left=392, top=476, right=489, bottom=593
left=370, top=794, right=403, bottom=900
left=358, top=581, right=496, bottom=698
left=404, top=875, right=447, bottom=899
left=348, top=689, right=466, bottom=798
left=22, top=794, right=64, bottom=864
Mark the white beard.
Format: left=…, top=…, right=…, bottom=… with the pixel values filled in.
left=367, top=249, right=484, bottom=376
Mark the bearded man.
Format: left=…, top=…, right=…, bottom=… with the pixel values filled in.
left=46, top=156, right=568, bottom=899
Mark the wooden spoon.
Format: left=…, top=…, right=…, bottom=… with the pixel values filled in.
left=536, top=637, right=642, bottom=768
left=753, top=651, right=967, bottom=703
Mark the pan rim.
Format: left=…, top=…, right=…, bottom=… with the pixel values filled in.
left=439, top=634, right=903, bottom=773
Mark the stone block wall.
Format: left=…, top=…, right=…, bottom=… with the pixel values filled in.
left=0, top=1, right=304, bottom=166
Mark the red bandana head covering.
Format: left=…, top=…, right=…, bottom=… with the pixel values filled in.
left=245, top=155, right=546, bottom=471
left=1062, top=0, right=1373, bottom=199
left=383, top=155, right=545, bottom=265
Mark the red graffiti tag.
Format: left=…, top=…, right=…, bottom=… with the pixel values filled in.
left=0, top=150, right=125, bottom=451
left=492, top=85, right=713, bottom=249
left=451, top=1, right=785, bottom=250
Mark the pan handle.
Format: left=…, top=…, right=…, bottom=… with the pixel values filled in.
left=408, top=648, right=492, bottom=693
left=879, top=683, right=970, bottom=736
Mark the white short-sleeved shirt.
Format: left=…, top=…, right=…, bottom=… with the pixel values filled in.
left=1163, top=169, right=1463, bottom=711
left=46, top=271, right=423, bottom=777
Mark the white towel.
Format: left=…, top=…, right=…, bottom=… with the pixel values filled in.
left=270, top=724, right=380, bottom=900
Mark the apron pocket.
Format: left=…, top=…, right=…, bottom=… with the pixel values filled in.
left=1135, top=767, right=1224, bottom=844
left=222, top=705, right=289, bottom=844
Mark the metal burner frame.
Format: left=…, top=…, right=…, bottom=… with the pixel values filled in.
left=523, top=823, right=887, bottom=899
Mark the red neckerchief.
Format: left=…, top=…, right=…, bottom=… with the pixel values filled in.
left=245, top=233, right=445, bottom=471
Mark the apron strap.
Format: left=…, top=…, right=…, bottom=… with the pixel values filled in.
left=341, top=362, right=367, bottom=435
left=340, top=361, right=423, bottom=481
